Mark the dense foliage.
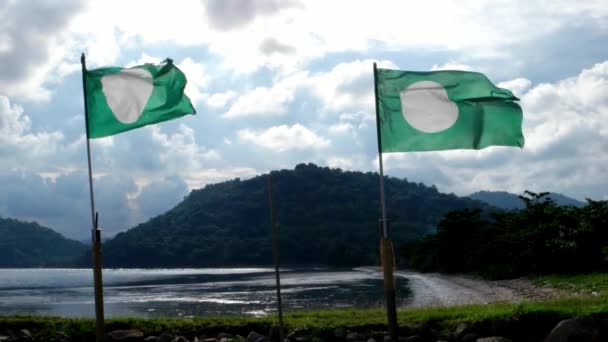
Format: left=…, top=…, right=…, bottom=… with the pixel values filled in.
left=469, top=190, right=584, bottom=210
left=101, top=163, right=487, bottom=267
left=404, top=192, right=608, bottom=279
left=0, top=217, right=87, bottom=267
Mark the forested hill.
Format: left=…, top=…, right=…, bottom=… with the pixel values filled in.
left=0, top=217, right=87, bottom=267
left=102, top=163, right=488, bottom=267
left=469, top=190, right=584, bottom=210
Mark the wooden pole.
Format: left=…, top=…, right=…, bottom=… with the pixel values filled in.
left=373, top=62, right=399, bottom=341
left=268, top=174, right=285, bottom=342
left=81, top=53, right=105, bottom=342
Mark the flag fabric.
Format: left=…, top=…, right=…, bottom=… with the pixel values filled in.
left=84, top=59, right=195, bottom=138
left=376, top=68, right=524, bottom=152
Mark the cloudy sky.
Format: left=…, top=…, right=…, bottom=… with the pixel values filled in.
left=1, top=0, right=607, bottom=239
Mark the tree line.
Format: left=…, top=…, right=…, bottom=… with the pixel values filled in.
left=402, top=191, right=608, bottom=279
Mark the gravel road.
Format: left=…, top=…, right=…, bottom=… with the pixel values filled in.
left=395, top=270, right=561, bottom=307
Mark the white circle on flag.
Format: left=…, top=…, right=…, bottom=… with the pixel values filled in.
left=399, top=80, right=459, bottom=133
left=101, top=67, right=154, bottom=124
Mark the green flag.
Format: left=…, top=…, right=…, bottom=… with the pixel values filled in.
left=84, top=59, right=195, bottom=138
left=376, top=68, right=524, bottom=152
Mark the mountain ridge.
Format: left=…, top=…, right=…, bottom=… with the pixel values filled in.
left=468, top=190, right=585, bottom=210
left=0, top=216, right=87, bottom=267
left=100, top=163, right=489, bottom=267
left=2, top=165, right=593, bottom=268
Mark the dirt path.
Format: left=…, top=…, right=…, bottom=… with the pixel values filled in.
left=395, top=271, right=561, bottom=307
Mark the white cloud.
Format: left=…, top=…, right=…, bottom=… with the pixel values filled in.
left=431, top=62, right=475, bottom=71
left=337, top=111, right=376, bottom=132
left=206, top=91, right=237, bottom=108
left=326, top=156, right=353, bottom=169
left=522, top=61, right=608, bottom=152
left=498, top=78, right=532, bottom=98
left=238, top=124, right=330, bottom=152
left=307, top=59, right=398, bottom=113
left=185, top=167, right=259, bottom=190
left=72, top=0, right=210, bottom=56
left=90, top=123, right=226, bottom=192
left=195, top=0, right=608, bottom=75
left=4, top=0, right=608, bottom=100
left=178, top=57, right=211, bottom=106
left=224, top=59, right=397, bottom=121
left=0, top=1, right=84, bottom=101
left=92, top=136, right=115, bottom=148
left=150, top=124, right=221, bottom=172
left=203, top=0, right=300, bottom=31
left=223, top=72, right=307, bottom=118
left=202, top=149, right=221, bottom=160
left=0, top=96, right=65, bottom=169
left=126, top=53, right=163, bottom=67
left=328, top=123, right=354, bottom=134
left=223, top=86, right=291, bottom=118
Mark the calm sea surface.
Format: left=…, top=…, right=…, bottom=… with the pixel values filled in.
left=0, top=268, right=410, bottom=318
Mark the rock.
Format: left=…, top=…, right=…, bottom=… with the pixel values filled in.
left=382, top=336, right=410, bottom=342
left=171, top=337, right=188, bottom=342
left=476, top=337, right=512, bottom=342
left=18, top=329, right=32, bottom=341
left=0, top=336, right=9, bottom=342
left=545, top=317, right=604, bottom=341
left=462, top=332, right=479, bottom=342
left=347, top=332, right=367, bottom=341
left=55, top=331, right=70, bottom=342
left=288, top=328, right=308, bottom=341
left=403, top=335, right=424, bottom=342
left=202, top=338, right=219, bottom=342
left=247, top=331, right=266, bottom=342
left=426, top=328, right=445, bottom=341
left=108, top=329, right=145, bottom=341
left=335, top=328, right=346, bottom=339
left=217, top=333, right=233, bottom=339
left=144, top=337, right=159, bottom=342
left=383, top=336, right=409, bottom=342
left=484, top=318, right=517, bottom=337
left=158, top=333, right=175, bottom=342
left=367, top=338, right=377, bottom=342
left=268, top=326, right=284, bottom=341
left=455, top=323, right=471, bottom=340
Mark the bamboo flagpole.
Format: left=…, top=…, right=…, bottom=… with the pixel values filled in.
left=80, top=53, right=105, bottom=342
left=267, top=174, right=285, bottom=341
left=373, top=62, right=399, bottom=341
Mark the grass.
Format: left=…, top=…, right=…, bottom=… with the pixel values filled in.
left=3, top=294, right=608, bottom=340
left=534, top=272, right=608, bottom=296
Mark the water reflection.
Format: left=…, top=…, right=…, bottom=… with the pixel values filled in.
left=0, top=267, right=410, bottom=317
